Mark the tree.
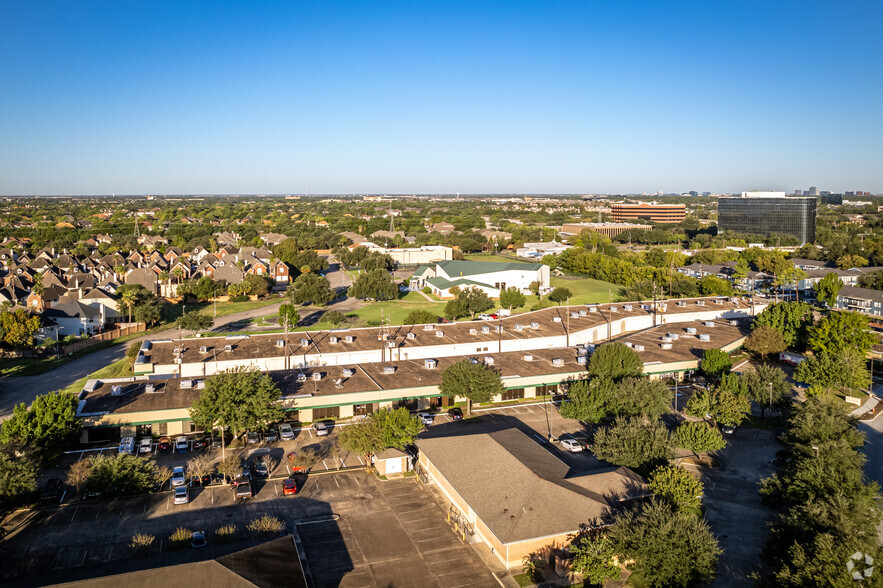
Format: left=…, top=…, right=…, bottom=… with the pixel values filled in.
left=548, top=286, right=572, bottom=304
left=529, top=280, right=541, bottom=296
left=243, top=274, right=272, bottom=297
left=570, top=534, right=620, bottom=585
left=217, top=452, right=243, bottom=482
left=444, top=296, right=469, bottom=320
left=648, top=465, right=704, bottom=511
left=133, top=300, right=162, bottom=325
left=119, top=286, right=139, bottom=323
left=813, top=272, right=843, bottom=308
left=66, top=459, right=92, bottom=498
left=277, top=303, right=300, bottom=330
left=698, top=275, right=733, bottom=296
left=587, top=342, right=643, bottom=382
left=189, top=367, right=284, bottom=443
left=175, top=311, right=214, bottom=337
left=685, top=386, right=750, bottom=427
left=339, top=408, right=422, bottom=459
left=403, top=309, right=438, bottom=324
left=591, top=417, right=673, bottom=474
left=675, top=421, right=726, bottom=457
left=559, top=379, right=611, bottom=424
left=751, top=302, right=813, bottom=349
left=0, top=451, right=37, bottom=512
left=700, top=348, right=731, bottom=379
left=836, top=254, right=868, bottom=269
left=609, top=377, right=671, bottom=420
left=807, top=310, right=875, bottom=355
left=321, top=310, right=347, bottom=326
left=743, top=325, right=786, bottom=359
left=0, top=308, right=42, bottom=348
left=780, top=394, right=865, bottom=450
left=288, top=272, right=335, bottom=305
left=87, top=454, right=156, bottom=497
left=0, top=391, right=82, bottom=458
left=499, top=286, right=526, bottom=311
left=742, top=364, right=790, bottom=418
left=349, top=269, right=397, bottom=301
left=794, top=348, right=870, bottom=396
left=439, top=360, right=503, bottom=416
left=609, top=501, right=721, bottom=587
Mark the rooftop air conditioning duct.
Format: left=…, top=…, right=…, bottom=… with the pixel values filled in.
left=312, top=372, right=323, bottom=381
left=341, top=368, right=355, bottom=377
left=552, top=358, right=564, bottom=367
left=382, top=366, right=396, bottom=375
left=698, top=334, right=711, bottom=342
left=660, top=343, right=672, bottom=350
left=523, top=354, right=534, bottom=362
left=424, top=359, right=437, bottom=369
left=686, top=327, right=697, bottom=335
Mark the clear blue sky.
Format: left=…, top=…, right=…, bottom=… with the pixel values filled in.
left=1, top=1, right=881, bottom=195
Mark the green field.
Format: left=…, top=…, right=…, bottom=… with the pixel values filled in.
left=61, top=357, right=134, bottom=396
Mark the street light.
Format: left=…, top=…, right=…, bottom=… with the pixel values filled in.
left=768, top=381, right=773, bottom=414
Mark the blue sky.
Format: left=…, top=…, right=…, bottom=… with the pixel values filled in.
left=1, top=1, right=881, bottom=195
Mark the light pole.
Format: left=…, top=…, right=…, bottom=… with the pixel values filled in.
left=768, top=381, right=773, bottom=415
left=811, top=445, right=820, bottom=458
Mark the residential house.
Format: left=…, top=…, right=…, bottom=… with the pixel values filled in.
left=44, top=301, right=103, bottom=336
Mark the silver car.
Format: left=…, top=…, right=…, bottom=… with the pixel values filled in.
left=171, top=466, right=187, bottom=487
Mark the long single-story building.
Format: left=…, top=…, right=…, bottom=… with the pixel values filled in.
left=409, top=260, right=551, bottom=298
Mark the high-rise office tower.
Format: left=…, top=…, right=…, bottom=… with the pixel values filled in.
left=718, top=192, right=817, bottom=244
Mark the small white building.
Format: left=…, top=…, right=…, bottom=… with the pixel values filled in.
left=410, top=260, right=550, bottom=298
left=373, top=448, right=411, bottom=476
left=516, top=241, right=572, bottom=259
left=361, top=243, right=453, bottom=266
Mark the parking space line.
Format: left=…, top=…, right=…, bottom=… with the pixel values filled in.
left=70, top=505, right=78, bottom=523
left=357, top=455, right=364, bottom=465
left=333, top=476, right=340, bottom=488
left=322, top=459, right=329, bottom=470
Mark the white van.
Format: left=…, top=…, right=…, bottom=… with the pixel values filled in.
left=118, top=437, right=135, bottom=455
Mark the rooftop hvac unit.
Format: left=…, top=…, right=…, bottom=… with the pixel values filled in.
left=570, top=312, right=579, bottom=319
left=696, top=300, right=705, bottom=306
left=435, top=330, right=444, bottom=338
left=300, top=338, right=311, bottom=347
left=341, top=368, right=355, bottom=377
left=610, top=306, right=618, bottom=312
left=623, top=304, right=633, bottom=311
left=660, top=343, right=672, bottom=350
left=469, top=358, right=479, bottom=364
left=145, top=383, right=155, bottom=393
left=624, top=342, right=633, bottom=348
left=382, top=366, right=396, bottom=375
left=577, top=346, right=587, bottom=356
left=484, top=357, right=494, bottom=365
left=530, top=321, right=539, bottom=329
left=552, top=358, right=564, bottom=367
left=577, top=356, right=588, bottom=365
left=469, top=328, right=477, bottom=335
left=195, top=380, right=205, bottom=389
left=329, top=336, right=339, bottom=344
left=276, top=340, right=285, bottom=348
left=199, top=346, right=208, bottom=353
left=224, top=344, right=233, bottom=352
left=515, top=324, right=524, bottom=332
left=578, top=310, right=587, bottom=316
left=111, top=385, right=123, bottom=396
left=380, top=333, right=388, bottom=341
left=387, top=341, right=395, bottom=348
left=523, top=354, right=534, bottom=362
left=424, top=359, right=437, bottom=369
left=344, top=335, right=354, bottom=343
left=633, top=344, right=645, bottom=351
left=704, top=321, right=716, bottom=327
left=659, top=303, right=668, bottom=311
left=334, top=378, right=343, bottom=388
left=481, top=325, right=490, bottom=334
left=296, top=373, right=307, bottom=383
left=686, top=327, right=697, bottom=335
left=661, top=336, right=672, bottom=343
left=406, top=332, right=416, bottom=340
left=698, top=334, right=711, bottom=342
left=641, top=304, right=650, bottom=310
left=589, top=306, right=598, bottom=313
left=312, top=372, right=323, bottom=381
left=728, top=320, right=738, bottom=326
left=553, top=316, right=562, bottom=323
left=180, top=379, right=193, bottom=389
left=423, top=324, right=434, bottom=331
left=586, top=343, right=596, bottom=352
left=676, top=300, right=686, bottom=306
left=173, top=347, right=181, bottom=356
left=666, top=333, right=680, bottom=340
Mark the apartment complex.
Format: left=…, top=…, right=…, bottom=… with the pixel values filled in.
left=718, top=192, right=817, bottom=244
left=560, top=222, right=653, bottom=238
left=610, top=203, right=685, bottom=224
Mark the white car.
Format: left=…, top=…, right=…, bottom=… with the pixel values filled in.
left=171, top=466, right=187, bottom=487
left=417, top=412, right=434, bottom=426
left=313, top=422, right=328, bottom=436
left=173, top=486, right=189, bottom=505
left=559, top=438, right=584, bottom=453
left=279, top=423, right=295, bottom=441
left=139, top=438, right=153, bottom=454
left=175, top=436, right=189, bottom=452
left=118, top=437, right=135, bottom=455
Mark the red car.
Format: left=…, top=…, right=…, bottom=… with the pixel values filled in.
left=283, top=478, right=298, bottom=496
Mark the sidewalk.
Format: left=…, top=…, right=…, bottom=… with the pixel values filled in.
left=850, top=391, right=881, bottom=419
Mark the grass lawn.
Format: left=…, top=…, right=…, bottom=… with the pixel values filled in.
left=60, top=357, right=134, bottom=396
left=350, top=299, right=447, bottom=325
left=462, top=253, right=530, bottom=263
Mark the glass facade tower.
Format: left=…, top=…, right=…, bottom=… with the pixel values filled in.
left=718, top=196, right=817, bottom=244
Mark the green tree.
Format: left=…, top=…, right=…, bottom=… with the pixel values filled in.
left=592, top=417, right=673, bottom=474
left=675, top=421, right=726, bottom=457
left=751, top=301, right=813, bottom=349
left=321, top=310, right=347, bottom=326
left=0, top=308, right=42, bottom=348
left=685, top=386, right=750, bottom=427
left=742, top=363, right=791, bottom=418
left=0, top=451, right=37, bottom=512
left=461, top=286, right=494, bottom=318
left=499, top=286, right=526, bottom=311
left=743, top=324, right=787, bottom=359
left=288, top=272, right=335, bottom=305
left=609, top=501, right=721, bottom=587
left=189, top=367, right=284, bottom=443
left=349, top=269, right=397, bottom=301
left=444, top=296, right=469, bottom=320
left=529, top=280, right=542, bottom=296
left=559, top=379, right=611, bottom=424
left=548, top=286, right=572, bottom=304
left=794, top=348, right=870, bottom=396
left=836, top=254, right=868, bottom=269
left=570, top=534, right=620, bottom=585
left=587, top=342, right=643, bottom=382
left=0, top=391, right=82, bottom=458
left=780, top=394, right=865, bottom=450
left=439, top=360, right=503, bottom=416
left=243, top=274, right=272, bottom=297
left=698, top=275, right=734, bottom=296
left=87, top=454, right=157, bottom=497
left=700, top=348, right=732, bottom=379
left=813, top=272, right=843, bottom=308
left=277, top=303, right=300, bottom=330
left=610, top=377, right=671, bottom=420
left=174, top=311, right=214, bottom=337
left=338, top=408, right=422, bottom=459
left=648, top=465, right=704, bottom=511
left=403, top=309, right=438, bottom=324
left=807, top=310, right=875, bottom=355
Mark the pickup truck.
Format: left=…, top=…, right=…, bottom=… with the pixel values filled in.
left=232, top=477, right=253, bottom=500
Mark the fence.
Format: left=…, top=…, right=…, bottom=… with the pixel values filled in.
left=62, top=323, right=146, bottom=355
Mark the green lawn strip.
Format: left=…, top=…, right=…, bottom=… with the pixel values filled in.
left=59, top=357, right=134, bottom=396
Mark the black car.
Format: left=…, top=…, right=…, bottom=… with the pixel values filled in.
left=251, top=458, right=270, bottom=477
left=263, top=429, right=278, bottom=443
left=447, top=407, right=463, bottom=421
left=192, top=435, right=209, bottom=450
left=39, top=478, right=63, bottom=504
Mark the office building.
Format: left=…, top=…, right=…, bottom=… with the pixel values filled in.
left=718, top=192, right=817, bottom=244
left=610, top=202, right=685, bottom=224
left=560, top=222, right=653, bottom=238
left=808, top=186, right=819, bottom=196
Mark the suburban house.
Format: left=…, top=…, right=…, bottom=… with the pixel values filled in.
left=416, top=428, right=649, bottom=568
left=409, top=260, right=550, bottom=298
left=44, top=300, right=103, bottom=336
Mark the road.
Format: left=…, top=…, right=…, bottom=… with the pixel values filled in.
left=858, top=411, right=883, bottom=542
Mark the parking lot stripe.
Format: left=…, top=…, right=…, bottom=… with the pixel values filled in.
left=322, top=459, right=329, bottom=470
left=357, top=455, right=364, bottom=465
left=333, top=475, right=340, bottom=488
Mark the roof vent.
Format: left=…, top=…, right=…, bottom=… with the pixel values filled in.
left=344, top=335, right=354, bottom=343
left=698, top=334, right=711, bottom=342
left=224, top=344, right=233, bottom=352
left=484, top=356, right=494, bottom=365
left=660, top=343, right=672, bottom=350
left=180, top=379, right=193, bottom=389
left=435, top=330, right=444, bottom=338
left=300, top=338, right=311, bottom=347
left=515, top=324, right=524, bottom=332
left=312, top=372, right=323, bottom=381
left=481, top=325, right=490, bottom=334
left=329, top=336, right=339, bottom=344
left=199, top=346, right=208, bottom=353
left=276, top=339, right=285, bottom=348
left=623, top=304, right=633, bottom=311
left=406, top=332, right=416, bottom=340
left=523, top=354, right=534, bottom=362
left=423, top=324, right=434, bottom=331
left=552, top=358, right=564, bottom=367
left=382, top=366, right=396, bottom=375
left=341, top=368, right=355, bottom=377
left=530, top=321, right=539, bottom=329
left=424, top=359, right=437, bottom=369
left=296, top=373, right=307, bottom=383
left=553, top=316, right=562, bottom=323
left=686, top=327, right=697, bottom=335
left=111, top=385, right=123, bottom=396
left=633, top=344, right=644, bottom=351
left=469, top=328, right=477, bottom=335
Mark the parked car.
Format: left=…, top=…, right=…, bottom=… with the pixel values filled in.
left=171, top=466, right=187, bottom=487
left=252, top=457, right=270, bottom=478
left=175, top=436, right=189, bottom=452
left=173, top=486, right=189, bottom=505
left=283, top=478, right=298, bottom=496
left=721, top=424, right=736, bottom=435
left=190, top=531, right=207, bottom=548
left=233, top=479, right=253, bottom=500
left=157, top=437, right=172, bottom=453
left=313, top=422, right=328, bottom=436
left=447, top=407, right=463, bottom=421
left=192, top=435, right=209, bottom=450
left=263, top=429, right=278, bottom=443
left=279, top=423, right=295, bottom=441
left=478, top=313, right=493, bottom=320
left=559, top=438, right=584, bottom=453
left=138, top=438, right=153, bottom=454
left=118, top=437, right=135, bottom=455
left=417, top=412, right=434, bottom=426
left=39, top=478, right=63, bottom=504
left=246, top=431, right=261, bottom=444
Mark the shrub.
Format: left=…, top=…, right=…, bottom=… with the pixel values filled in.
left=422, top=286, right=432, bottom=294
left=247, top=514, right=285, bottom=535
left=129, top=532, right=155, bottom=552
left=229, top=294, right=249, bottom=302
left=126, top=341, right=142, bottom=359
left=530, top=298, right=555, bottom=311
left=168, top=527, right=192, bottom=549
left=215, top=523, right=238, bottom=543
